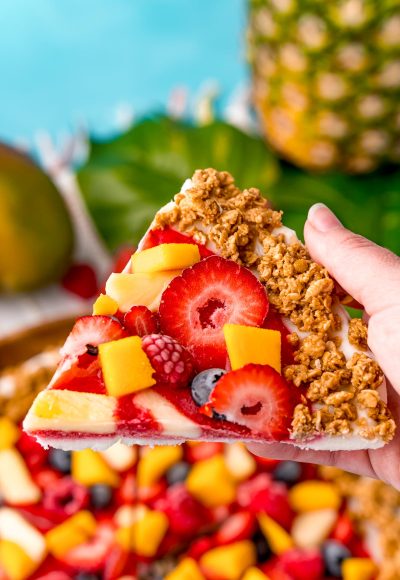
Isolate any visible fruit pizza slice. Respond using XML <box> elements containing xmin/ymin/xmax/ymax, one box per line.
<box><xmin>24</xmin><ymin>168</ymin><xmax>395</xmax><ymax>451</ymax></box>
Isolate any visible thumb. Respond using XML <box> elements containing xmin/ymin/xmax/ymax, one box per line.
<box><xmin>304</xmin><ymin>204</ymin><xmax>400</xmax><ymax>317</ymax></box>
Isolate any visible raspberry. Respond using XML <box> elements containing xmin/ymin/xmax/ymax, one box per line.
<box><xmin>141</xmin><ymin>334</ymin><xmax>195</xmax><ymax>388</ymax></box>
<box><xmin>42</xmin><ymin>476</ymin><xmax>89</xmax><ymax>516</ymax></box>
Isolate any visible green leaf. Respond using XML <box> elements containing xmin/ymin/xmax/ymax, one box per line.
<box><xmin>77</xmin><ymin>116</ymin><xmax>279</xmax><ymax>250</ymax></box>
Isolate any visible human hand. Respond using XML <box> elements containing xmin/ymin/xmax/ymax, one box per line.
<box><xmin>248</xmin><ymin>203</ymin><xmax>400</xmax><ymax>490</ymax></box>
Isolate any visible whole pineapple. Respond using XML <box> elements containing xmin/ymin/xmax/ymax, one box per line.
<box><xmin>248</xmin><ymin>0</ymin><xmax>400</xmax><ymax>173</ymax></box>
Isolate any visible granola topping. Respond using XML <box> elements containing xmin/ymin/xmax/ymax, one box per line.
<box><xmin>155</xmin><ymin>168</ymin><xmax>394</xmax><ymax>443</ymax></box>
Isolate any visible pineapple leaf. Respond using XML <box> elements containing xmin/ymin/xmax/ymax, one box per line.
<box><xmin>77</xmin><ymin>115</ymin><xmax>279</xmax><ymax>250</ymax></box>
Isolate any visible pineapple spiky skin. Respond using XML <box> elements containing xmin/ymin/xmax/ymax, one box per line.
<box><xmin>248</xmin><ymin>0</ymin><xmax>400</xmax><ymax>173</ymax></box>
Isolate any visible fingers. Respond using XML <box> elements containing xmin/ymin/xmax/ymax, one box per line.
<box><xmin>247</xmin><ymin>442</ymin><xmax>377</xmax><ymax>480</ymax></box>
<box><xmin>304</xmin><ymin>204</ymin><xmax>400</xmax><ymax>317</ymax></box>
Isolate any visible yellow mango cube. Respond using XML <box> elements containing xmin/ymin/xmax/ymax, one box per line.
<box><xmin>186</xmin><ymin>454</ymin><xmax>237</xmax><ymax>507</ymax></box>
<box><xmin>72</xmin><ymin>449</ymin><xmax>120</xmax><ymax>487</ymax></box>
<box><xmin>289</xmin><ymin>481</ymin><xmax>341</xmax><ymax>512</ymax></box>
<box><xmin>342</xmin><ymin>558</ymin><xmax>378</xmax><ymax>580</ymax></box>
<box><xmin>46</xmin><ymin>511</ymin><xmax>97</xmax><ymax>558</ymax></box>
<box><xmin>106</xmin><ymin>270</ymin><xmax>182</xmax><ymax>312</ymax></box>
<box><xmin>132</xmin><ymin>243</ymin><xmax>200</xmax><ymax>273</ymax></box>
<box><xmin>0</xmin><ymin>540</ymin><xmax>36</xmax><ymax>580</ymax></box>
<box><xmin>131</xmin><ymin>509</ymin><xmax>169</xmax><ymax>557</ymax></box>
<box><xmin>200</xmin><ymin>541</ymin><xmax>256</xmax><ymax>580</ymax></box>
<box><xmin>242</xmin><ymin>568</ymin><xmax>270</xmax><ymax>580</ymax></box>
<box><xmin>258</xmin><ymin>513</ymin><xmax>294</xmax><ymax>555</ymax></box>
<box><xmin>224</xmin><ymin>324</ymin><xmax>281</xmax><ymax>373</ymax></box>
<box><xmin>93</xmin><ymin>293</ymin><xmax>118</xmax><ymax>315</ymax></box>
<box><xmin>137</xmin><ymin>446</ymin><xmax>183</xmax><ymax>487</ymax></box>
<box><xmin>165</xmin><ymin>557</ymin><xmax>206</xmax><ymax>580</ymax></box>
<box><xmin>0</xmin><ymin>417</ymin><xmax>19</xmax><ymax>450</ymax></box>
<box><xmin>99</xmin><ymin>336</ymin><xmax>156</xmax><ymax>396</ymax></box>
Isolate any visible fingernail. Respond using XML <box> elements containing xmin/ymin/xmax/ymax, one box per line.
<box><xmin>308</xmin><ymin>203</ymin><xmax>342</xmax><ymax>233</ymax></box>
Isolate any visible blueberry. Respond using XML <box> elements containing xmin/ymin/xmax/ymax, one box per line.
<box><xmin>48</xmin><ymin>449</ymin><xmax>71</xmax><ymax>474</ymax></box>
<box><xmin>252</xmin><ymin>530</ymin><xmax>272</xmax><ymax>563</ymax></box>
<box><xmin>191</xmin><ymin>368</ymin><xmax>226</xmax><ymax>406</ymax></box>
<box><xmin>89</xmin><ymin>484</ymin><xmax>113</xmax><ymax>509</ymax></box>
<box><xmin>322</xmin><ymin>540</ymin><xmax>351</xmax><ymax>576</ymax></box>
<box><xmin>272</xmin><ymin>461</ymin><xmax>302</xmax><ymax>485</ymax></box>
<box><xmin>166</xmin><ymin>461</ymin><xmax>191</xmax><ymax>485</ymax></box>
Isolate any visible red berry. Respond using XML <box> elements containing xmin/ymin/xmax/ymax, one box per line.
<box><xmin>279</xmin><ymin>548</ymin><xmax>324</xmax><ymax>580</ymax></box>
<box><xmin>155</xmin><ymin>483</ymin><xmax>211</xmax><ymax>537</ymax></box>
<box><xmin>331</xmin><ymin>513</ymin><xmax>355</xmax><ymax>545</ymax></box>
<box><xmin>250</xmin><ymin>482</ymin><xmax>294</xmax><ymax>530</ymax></box>
<box><xmin>61</xmin><ymin>521</ymin><xmax>116</xmax><ymax>571</ymax></box>
<box><xmin>201</xmin><ymin>364</ymin><xmax>295</xmax><ymax>441</ymax></box>
<box><xmin>103</xmin><ymin>544</ymin><xmax>129</xmax><ymax>580</ymax></box>
<box><xmin>263</xmin><ymin>307</ymin><xmax>296</xmax><ymax>366</ymax></box>
<box><xmin>17</xmin><ymin>432</ymin><xmax>47</xmax><ymax>471</ymax></box>
<box><xmin>185</xmin><ymin>442</ymin><xmax>224</xmax><ymax>463</ymax></box>
<box><xmin>61</xmin><ymin>315</ymin><xmax>126</xmax><ymax>359</ymax></box>
<box><xmin>34</xmin><ymin>468</ymin><xmax>62</xmax><ymax>490</ymax></box>
<box><xmin>237</xmin><ymin>474</ymin><xmax>272</xmax><ymax>508</ymax></box>
<box><xmin>141</xmin><ymin>334</ymin><xmax>195</xmax><ymax>388</ymax></box>
<box><xmin>142</xmin><ymin>226</ymin><xmax>213</xmax><ymax>259</ymax></box>
<box><xmin>112</xmin><ymin>245</ymin><xmax>136</xmax><ymax>274</ymax></box>
<box><xmin>159</xmin><ymin>256</ymin><xmax>269</xmax><ymax>370</ymax></box>
<box><xmin>42</xmin><ymin>476</ymin><xmax>89</xmax><ymax>516</ymax></box>
<box><xmin>61</xmin><ymin>263</ymin><xmax>98</xmax><ymax>299</ymax></box>
<box><xmin>52</xmin><ymin>353</ymin><xmax>106</xmax><ymax>394</ymax></box>
<box><xmin>124</xmin><ymin>306</ymin><xmax>158</xmax><ymax>337</ymax></box>
<box><xmin>187</xmin><ymin>536</ymin><xmax>215</xmax><ymax>560</ymax></box>
<box><xmin>214</xmin><ymin>511</ymin><xmax>256</xmax><ymax>546</ymax></box>
<box><xmin>138</xmin><ymin>480</ymin><xmax>167</xmax><ymax>507</ymax></box>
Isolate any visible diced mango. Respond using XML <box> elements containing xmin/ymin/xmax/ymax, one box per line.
<box><xmin>224</xmin><ymin>324</ymin><xmax>281</xmax><ymax>373</ymax></box>
<box><xmin>224</xmin><ymin>443</ymin><xmax>257</xmax><ymax>481</ymax></box>
<box><xmin>132</xmin><ymin>243</ymin><xmax>200</xmax><ymax>273</ymax></box>
<box><xmin>130</xmin><ymin>509</ymin><xmax>169</xmax><ymax>557</ymax></box>
<box><xmin>106</xmin><ymin>270</ymin><xmax>182</xmax><ymax>312</ymax></box>
<box><xmin>289</xmin><ymin>481</ymin><xmax>341</xmax><ymax>512</ymax></box>
<box><xmin>72</xmin><ymin>449</ymin><xmax>120</xmax><ymax>487</ymax></box>
<box><xmin>165</xmin><ymin>557</ymin><xmax>206</xmax><ymax>580</ymax></box>
<box><xmin>258</xmin><ymin>514</ymin><xmax>294</xmax><ymax>555</ymax></box>
<box><xmin>200</xmin><ymin>541</ymin><xmax>256</xmax><ymax>580</ymax></box>
<box><xmin>242</xmin><ymin>568</ymin><xmax>270</xmax><ymax>580</ymax></box>
<box><xmin>186</xmin><ymin>454</ymin><xmax>237</xmax><ymax>507</ymax></box>
<box><xmin>0</xmin><ymin>417</ymin><xmax>19</xmax><ymax>450</ymax></box>
<box><xmin>99</xmin><ymin>336</ymin><xmax>156</xmax><ymax>397</ymax></box>
<box><xmin>46</xmin><ymin>511</ymin><xmax>97</xmax><ymax>558</ymax></box>
<box><xmin>0</xmin><ymin>540</ymin><xmax>36</xmax><ymax>580</ymax></box>
<box><xmin>137</xmin><ymin>446</ymin><xmax>183</xmax><ymax>487</ymax></box>
<box><xmin>93</xmin><ymin>293</ymin><xmax>118</xmax><ymax>316</ymax></box>
<box><xmin>342</xmin><ymin>558</ymin><xmax>378</xmax><ymax>580</ymax></box>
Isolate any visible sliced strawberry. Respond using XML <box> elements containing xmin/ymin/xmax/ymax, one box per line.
<box><xmin>159</xmin><ymin>256</ymin><xmax>269</xmax><ymax>370</ymax></box>
<box><xmin>263</xmin><ymin>307</ymin><xmax>296</xmax><ymax>366</ymax></box>
<box><xmin>214</xmin><ymin>511</ymin><xmax>256</xmax><ymax>546</ymax></box>
<box><xmin>249</xmin><ymin>481</ymin><xmax>294</xmax><ymax>530</ymax></box>
<box><xmin>187</xmin><ymin>536</ymin><xmax>215</xmax><ymax>560</ymax></box>
<box><xmin>61</xmin><ymin>263</ymin><xmax>98</xmax><ymax>299</ymax></box>
<box><xmin>143</xmin><ymin>226</ymin><xmax>213</xmax><ymax>259</ymax></box>
<box><xmin>52</xmin><ymin>353</ymin><xmax>106</xmax><ymax>394</ymax></box>
<box><xmin>237</xmin><ymin>474</ymin><xmax>272</xmax><ymax>509</ymax></box>
<box><xmin>201</xmin><ymin>364</ymin><xmax>295</xmax><ymax>441</ymax></box>
<box><xmin>17</xmin><ymin>432</ymin><xmax>47</xmax><ymax>471</ymax></box>
<box><xmin>278</xmin><ymin>548</ymin><xmax>324</xmax><ymax>580</ymax></box>
<box><xmin>104</xmin><ymin>544</ymin><xmax>129</xmax><ymax>580</ymax></box>
<box><xmin>60</xmin><ymin>315</ymin><xmax>126</xmax><ymax>359</ymax></box>
<box><xmin>331</xmin><ymin>512</ymin><xmax>355</xmax><ymax>545</ymax></box>
<box><xmin>124</xmin><ymin>306</ymin><xmax>159</xmax><ymax>337</ymax></box>
<box><xmin>61</xmin><ymin>521</ymin><xmax>116</xmax><ymax>571</ymax></box>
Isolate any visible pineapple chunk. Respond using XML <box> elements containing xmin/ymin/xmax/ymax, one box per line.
<box><xmin>99</xmin><ymin>336</ymin><xmax>156</xmax><ymax>397</ymax></box>
<box><xmin>106</xmin><ymin>270</ymin><xmax>182</xmax><ymax>312</ymax></box>
<box><xmin>72</xmin><ymin>449</ymin><xmax>120</xmax><ymax>487</ymax></box>
<box><xmin>200</xmin><ymin>541</ymin><xmax>256</xmax><ymax>580</ymax></box>
<box><xmin>132</xmin><ymin>243</ymin><xmax>200</xmax><ymax>273</ymax></box>
<box><xmin>0</xmin><ymin>540</ymin><xmax>36</xmax><ymax>580</ymax></box>
<box><xmin>186</xmin><ymin>455</ymin><xmax>237</xmax><ymax>507</ymax></box>
<box><xmin>0</xmin><ymin>449</ymin><xmax>41</xmax><ymax>505</ymax></box>
<box><xmin>224</xmin><ymin>324</ymin><xmax>281</xmax><ymax>373</ymax></box>
<box><xmin>93</xmin><ymin>293</ymin><xmax>118</xmax><ymax>315</ymax></box>
<box><xmin>46</xmin><ymin>511</ymin><xmax>97</xmax><ymax>558</ymax></box>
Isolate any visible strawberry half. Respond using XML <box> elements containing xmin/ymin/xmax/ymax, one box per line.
<box><xmin>61</xmin><ymin>315</ymin><xmax>126</xmax><ymax>359</ymax></box>
<box><xmin>124</xmin><ymin>306</ymin><xmax>159</xmax><ymax>337</ymax></box>
<box><xmin>201</xmin><ymin>364</ymin><xmax>295</xmax><ymax>441</ymax></box>
<box><xmin>159</xmin><ymin>256</ymin><xmax>269</xmax><ymax>370</ymax></box>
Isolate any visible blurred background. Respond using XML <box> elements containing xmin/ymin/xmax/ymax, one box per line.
<box><xmin>1</xmin><ymin>1</ymin><xmax>400</xmax><ymax>578</ymax></box>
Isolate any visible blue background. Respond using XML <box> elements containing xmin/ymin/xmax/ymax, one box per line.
<box><xmin>0</xmin><ymin>0</ymin><xmax>246</xmax><ymax>143</ymax></box>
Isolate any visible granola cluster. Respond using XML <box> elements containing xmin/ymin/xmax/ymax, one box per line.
<box><xmin>156</xmin><ymin>168</ymin><xmax>394</xmax><ymax>442</ymax></box>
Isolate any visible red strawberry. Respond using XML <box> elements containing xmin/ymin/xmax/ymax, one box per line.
<box><xmin>61</xmin><ymin>263</ymin><xmax>98</xmax><ymax>299</ymax></box>
<box><xmin>124</xmin><ymin>306</ymin><xmax>159</xmax><ymax>336</ymax></box>
<box><xmin>52</xmin><ymin>353</ymin><xmax>105</xmax><ymax>394</ymax></box>
<box><xmin>112</xmin><ymin>245</ymin><xmax>135</xmax><ymax>274</ymax></box>
<box><xmin>185</xmin><ymin>442</ymin><xmax>224</xmax><ymax>463</ymax></box>
<box><xmin>263</xmin><ymin>308</ymin><xmax>296</xmax><ymax>366</ymax></box>
<box><xmin>154</xmin><ymin>483</ymin><xmax>211</xmax><ymax>537</ymax></box>
<box><xmin>138</xmin><ymin>480</ymin><xmax>167</xmax><ymax>507</ymax></box>
<box><xmin>143</xmin><ymin>226</ymin><xmax>213</xmax><ymax>259</ymax></box>
<box><xmin>61</xmin><ymin>521</ymin><xmax>116</xmax><ymax>571</ymax></box>
<box><xmin>17</xmin><ymin>432</ymin><xmax>47</xmax><ymax>471</ymax></box>
<box><xmin>214</xmin><ymin>511</ymin><xmax>256</xmax><ymax>546</ymax></box>
<box><xmin>237</xmin><ymin>474</ymin><xmax>272</xmax><ymax>508</ymax></box>
<box><xmin>103</xmin><ymin>544</ymin><xmax>129</xmax><ymax>580</ymax></box>
<box><xmin>141</xmin><ymin>334</ymin><xmax>195</xmax><ymax>388</ymax></box>
<box><xmin>61</xmin><ymin>315</ymin><xmax>126</xmax><ymax>359</ymax></box>
<box><xmin>278</xmin><ymin>548</ymin><xmax>324</xmax><ymax>580</ymax></box>
<box><xmin>34</xmin><ymin>468</ymin><xmax>62</xmax><ymax>490</ymax></box>
<box><xmin>331</xmin><ymin>513</ymin><xmax>355</xmax><ymax>545</ymax></box>
<box><xmin>17</xmin><ymin>505</ymin><xmax>64</xmax><ymax>533</ymax></box>
<box><xmin>159</xmin><ymin>256</ymin><xmax>269</xmax><ymax>370</ymax></box>
<box><xmin>187</xmin><ymin>536</ymin><xmax>215</xmax><ymax>560</ymax></box>
<box><xmin>201</xmin><ymin>364</ymin><xmax>295</xmax><ymax>441</ymax></box>
<box><xmin>249</xmin><ymin>482</ymin><xmax>294</xmax><ymax>530</ymax></box>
